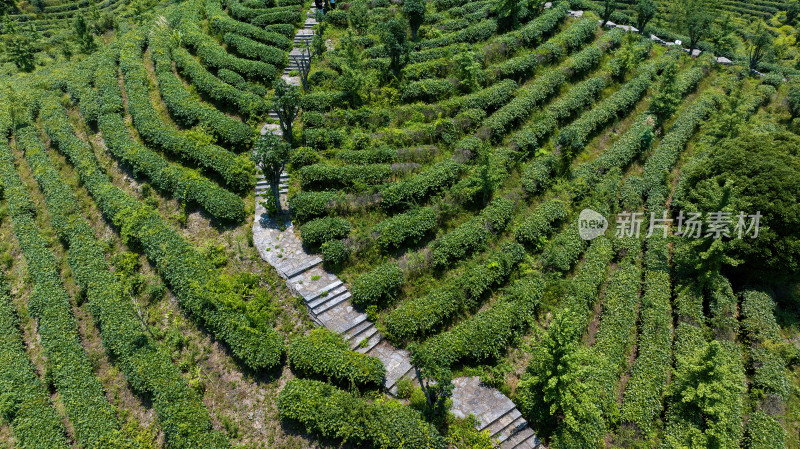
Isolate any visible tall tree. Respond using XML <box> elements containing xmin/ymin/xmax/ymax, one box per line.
<box><xmin>746</xmin><ymin>20</ymin><xmax>773</xmax><ymax>72</ymax></box>
<box><xmin>787</xmin><ymin>0</ymin><xmax>800</xmax><ymax>24</ymax></box>
<box><xmin>382</xmin><ymin>17</ymin><xmax>409</xmax><ymax>74</ymax></box>
<box><xmin>5</xmin><ymin>31</ymin><xmax>35</xmax><ymax>72</ymax></box>
<box><xmin>73</xmin><ymin>14</ymin><xmax>96</xmax><ymax>53</ymax></box>
<box><xmin>271</xmin><ymin>79</ymin><xmax>300</xmax><ymax>145</ymax></box>
<box><xmin>601</xmin><ymin>0</ymin><xmax>617</xmax><ymax>26</ymax></box>
<box><xmin>665</xmin><ymin>341</ymin><xmax>745</xmax><ymax>448</ymax></box>
<box><xmin>403</xmin><ymin>0</ymin><xmax>425</xmax><ymax>41</ymax></box>
<box><xmin>252</xmin><ymin>132</ymin><xmax>292</xmax><ymax>214</ymax></box>
<box><xmin>675</xmin><ymin>0</ymin><xmax>718</xmax><ymax>53</ymax></box>
<box><xmin>515</xmin><ymin>311</ymin><xmax>605</xmax><ymax>448</ymax></box>
<box><xmin>634</xmin><ymin>0</ymin><xmax>657</xmax><ymax>33</ymax></box>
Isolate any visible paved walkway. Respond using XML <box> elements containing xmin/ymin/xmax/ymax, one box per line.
<box><xmin>253</xmin><ymin>6</ymin><xmax>543</xmax><ymax>448</ymax></box>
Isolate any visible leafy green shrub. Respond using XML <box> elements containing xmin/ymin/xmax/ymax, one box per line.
<box><xmin>321</xmin><ymin>240</ymin><xmax>350</xmax><ymax>267</ymax></box>
<box><xmin>351</xmin><ymin>262</ymin><xmax>404</xmax><ymax>308</ymax></box>
<box><xmin>384</xmin><ymin>242</ymin><xmax>525</xmax><ymax>341</ymax></box>
<box><xmin>381</xmin><ymin>159</ymin><xmax>463</xmax><ymax>210</ymax></box>
<box><xmin>0</xmin><ymin>122</ymin><xmax>129</xmax><ymax>448</ymax></box>
<box><xmin>278</xmin><ymin>379</ymin><xmax>446</xmax><ymax>449</ymax></box>
<box><xmin>300</xmin><ymin>217</ymin><xmax>352</xmax><ymax>247</ymax></box>
<box><xmin>412</xmin><ymin>276</ymin><xmax>544</xmax><ymax>370</ymax></box>
<box><xmin>401</xmin><ymin>79</ymin><xmax>455</xmax><ymax>103</ymax></box>
<box><xmin>373</xmin><ymin>207</ymin><xmax>438</xmax><ymax>251</ymax></box>
<box><xmin>39</xmin><ymin>97</ymin><xmax>284</xmax><ymax>372</ymax></box>
<box><xmin>299</xmin><ymin>163</ymin><xmax>392</xmax><ymax>190</ymax></box>
<box><xmin>149</xmin><ymin>30</ymin><xmax>253</xmax><ymax>149</ymax></box>
<box><xmin>288</xmin><ymin>329</ymin><xmax>384</xmax><ymax>387</ymax></box>
<box><xmin>515</xmin><ymin>199</ymin><xmax>568</xmax><ymax>249</ymax></box>
<box><xmin>0</xmin><ymin>270</ymin><xmax>68</xmax><ymax>448</ymax></box>
<box><xmin>744</xmin><ymin>410</ymin><xmax>785</xmax><ymax>449</ymax></box>
<box><xmin>119</xmin><ymin>33</ymin><xmax>256</xmax><ymax>192</ymax></box>
<box><xmin>223</xmin><ymin>32</ymin><xmax>287</xmax><ymax>67</ymax></box>
<box><xmin>337</xmin><ymin>147</ymin><xmax>397</xmax><ymax>165</ymax></box>
<box><xmin>325</xmin><ymin>10</ymin><xmax>349</xmax><ymax>27</ymax></box>
<box><xmin>13</xmin><ymin>123</ymin><xmax>230</xmax><ymax>448</ymax></box>
<box><xmin>206</xmin><ymin>0</ymin><xmax>292</xmax><ymax>49</ymax></box>
<box><xmin>288</xmin><ymin>191</ymin><xmax>337</xmax><ymax>222</ymax></box>
<box><xmin>431</xmin><ymin>198</ymin><xmax>513</xmax><ymax>267</ymax></box>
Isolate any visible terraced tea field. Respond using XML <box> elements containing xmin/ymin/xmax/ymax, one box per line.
<box><xmin>0</xmin><ymin>0</ymin><xmax>799</xmax><ymax>448</ymax></box>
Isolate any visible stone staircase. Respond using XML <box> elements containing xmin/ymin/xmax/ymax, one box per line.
<box><xmin>252</xmin><ymin>5</ymin><xmax>543</xmax><ymax>448</ymax></box>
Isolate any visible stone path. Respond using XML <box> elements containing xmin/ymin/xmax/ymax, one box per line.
<box><xmin>252</xmin><ymin>6</ymin><xmax>544</xmax><ymax>448</ymax></box>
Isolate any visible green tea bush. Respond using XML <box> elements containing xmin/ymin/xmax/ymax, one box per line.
<box><xmin>288</xmin><ymin>328</ymin><xmax>385</xmax><ymax>387</ymax></box>
<box><xmin>39</xmin><ymin>97</ymin><xmax>285</xmax><ymax>372</ymax></box>
<box><xmin>0</xmin><ymin>267</ymin><xmax>68</xmax><ymax>448</ymax></box>
<box><xmin>288</xmin><ymin>191</ymin><xmax>338</xmax><ymax>222</ymax></box>
<box><xmin>351</xmin><ymin>262</ymin><xmax>404</xmax><ymax>308</ymax></box>
<box><xmin>299</xmin><ymin>163</ymin><xmax>392</xmax><ymax>190</ymax></box>
<box><xmin>300</xmin><ymin>217</ymin><xmax>352</xmax><ymax>247</ymax></box>
<box><xmin>373</xmin><ymin>207</ymin><xmax>438</xmax><ymax>251</ymax></box>
<box><xmin>223</xmin><ymin>33</ymin><xmax>287</xmax><ymax>66</ymax></box>
<box><xmin>14</xmin><ymin>125</ymin><xmax>231</xmax><ymax>448</ymax></box>
<box><xmin>278</xmin><ymin>379</ymin><xmax>446</xmax><ymax>449</ymax></box>
<box><xmin>119</xmin><ymin>33</ymin><xmax>256</xmax><ymax>192</ymax></box>
<box><xmin>431</xmin><ymin>197</ymin><xmax>513</xmax><ymax>267</ymax></box>
<box><xmin>385</xmin><ymin>242</ymin><xmax>525</xmax><ymax>341</ymax></box>
<box><xmin>381</xmin><ymin>159</ymin><xmax>463</xmax><ymax>210</ymax></box>
<box><xmin>515</xmin><ymin>199</ymin><xmax>569</xmax><ymax>249</ymax></box>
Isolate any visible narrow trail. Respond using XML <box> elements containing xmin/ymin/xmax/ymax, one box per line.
<box><xmin>251</xmin><ymin>7</ymin><xmax>543</xmax><ymax>448</ymax></box>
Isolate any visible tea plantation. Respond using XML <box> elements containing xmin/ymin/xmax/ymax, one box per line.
<box><xmin>1</xmin><ymin>0</ymin><xmax>800</xmax><ymax>447</ymax></box>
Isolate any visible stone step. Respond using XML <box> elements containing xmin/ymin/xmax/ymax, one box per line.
<box><xmin>339</xmin><ymin>313</ymin><xmax>368</xmax><ymax>334</ymax></box>
<box><xmin>304</xmin><ymin>280</ymin><xmax>343</xmax><ymax>302</ymax></box>
<box><xmin>478</xmin><ymin>406</ymin><xmax>520</xmax><ymax>435</ymax></box>
<box><xmin>491</xmin><ymin>413</ymin><xmax>526</xmax><ymax>445</ymax></box>
<box><xmin>313</xmin><ymin>290</ymin><xmax>352</xmax><ymax>315</ymax></box>
<box><xmin>282</xmin><ymin>257</ymin><xmax>323</xmax><ymax>279</ymax></box>
<box><xmin>387</xmin><ymin>364</ymin><xmax>415</xmax><ymax>394</ymax></box>
<box><xmin>347</xmin><ymin>321</ymin><xmax>377</xmax><ymax>342</ymax></box>
<box><xmin>502</xmin><ymin>425</ymin><xmax>539</xmax><ymax>449</ymax></box>
<box><xmin>354</xmin><ymin>330</ymin><xmax>382</xmax><ymax>354</ymax></box>
<box><xmin>307</xmin><ymin>284</ymin><xmax>347</xmax><ymax>309</ymax></box>
<box><xmin>343</xmin><ymin>319</ymin><xmax>372</xmax><ymax>342</ymax></box>
<box><xmin>484</xmin><ymin>407</ymin><xmax>521</xmax><ymax>434</ymax></box>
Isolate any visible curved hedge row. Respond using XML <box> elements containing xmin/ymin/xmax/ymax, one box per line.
<box><xmin>288</xmin><ymin>328</ymin><xmax>385</xmax><ymax>387</ymax></box>
<box><xmin>119</xmin><ymin>33</ymin><xmax>256</xmax><ymax>192</ymax></box>
<box><xmin>0</xmin><ymin>259</ymin><xmax>68</xmax><ymax>448</ymax></box>
<box><xmin>15</xmin><ymin>125</ymin><xmax>231</xmax><ymax>448</ymax></box>
<box><xmin>417</xmin><ymin>19</ymin><xmax>497</xmax><ymax>50</ymax></box>
<box><xmin>288</xmin><ymin>190</ymin><xmax>338</xmax><ymax>222</ymax></box>
<box><xmin>412</xmin><ymin>276</ymin><xmax>545</xmax><ymax>371</ymax></box>
<box><xmin>39</xmin><ymin>96</ymin><xmax>285</xmax><ymax>371</ymax></box>
<box><xmin>619</xmin><ymin>237</ymin><xmax>672</xmax><ymax>435</ymax></box>
<box><xmin>351</xmin><ymin>262</ymin><xmax>404</xmax><ymax>308</ymax></box>
<box><xmin>515</xmin><ymin>198</ymin><xmax>569</xmax><ymax>249</ymax></box>
<box><xmin>495</xmin><ymin>2</ymin><xmax>569</xmax><ymax>49</ymax></box>
<box><xmin>372</xmin><ymin>207</ymin><xmax>438</xmax><ymax>252</ymax></box>
<box><xmin>586</xmin><ymin>252</ymin><xmax>642</xmax><ymax>418</ymax></box>
<box><xmin>555</xmin><ymin>56</ymin><xmax>667</xmax><ymax>155</ymax></box>
<box><xmin>381</xmin><ymin>159</ymin><xmax>463</xmax><ymax>210</ymax></box>
<box><xmin>431</xmin><ymin>197</ymin><xmax>513</xmax><ymax>267</ymax></box>
<box><xmin>148</xmin><ymin>30</ymin><xmax>253</xmax><ymax>150</ymax></box>
<box><xmin>0</xmin><ymin>125</ymin><xmax>126</xmax><ymax>449</ymax></box>
<box><xmin>223</xmin><ymin>32</ymin><xmax>287</xmax><ymax>67</ymax></box>
<box><xmin>490</xmin><ymin>15</ymin><xmax>599</xmax><ymax>81</ymax></box>
<box><xmin>172</xmin><ymin>46</ymin><xmax>270</xmax><ymax>118</ymax></box>
<box><xmin>299</xmin><ymin>163</ymin><xmax>393</xmax><ymax>190</ymax></box>
<box><xmin>206</xmin><ymin>0</ymin><xmax>292</xmax><ymax>49</ymax></box>
<box><xmin>278</xmin><ymin>379</ymin><xmax>446</xmax><ymax>449</ymax></box>
<box><xmin>384</xmin><ymin>242</ymin><xmax>525</xmax><ymax>341</ymax></box>
<box><xmin>98</xmin><ymin>113</ymin><xmax>246</xmax><ymax>221</ymax></box>
<box><xmin>299</xmin><ymin>217</ymin><xmax>352</xmax><ymax>247</ymax></box>
<box><xmin>179</xmin><ymin>4</ymin><xmax>278</xmax><ymax>81</ymax></box>
<box><xmin>442</xmin><ymin>79</ymin><xmax>517</xmax><ymax>116</ymax></box>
